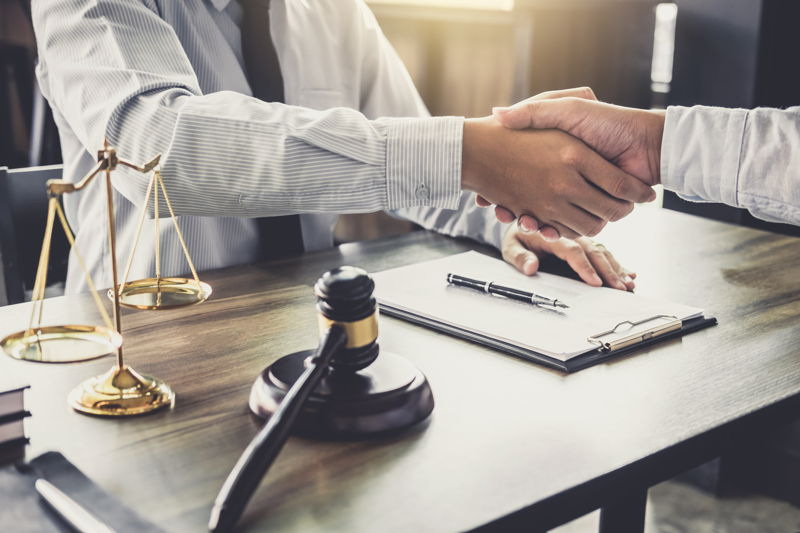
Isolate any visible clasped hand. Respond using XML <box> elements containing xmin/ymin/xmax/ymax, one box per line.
<box><xmin>460</xmin><ymin>87</ymin><xmax>666</xmax><ymax>290</ymax></box>
<box><xmin>469</xmin><ymin>87</ymin><xmax>665</xmax><ymax>240</ymax></box>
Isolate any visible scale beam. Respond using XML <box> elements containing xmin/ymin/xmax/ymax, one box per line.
<box><xmin>0</xmin><ymin>140</ymin><xmax>207</xmax><ymax>417</ymax></box>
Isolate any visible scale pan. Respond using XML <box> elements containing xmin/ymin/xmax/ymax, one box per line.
<box><xmin>112</xmin><ymin>277</ymin><xmax>212</xmax><ymax>310</ymax></box>
<box><xmin>1</xmin><ymin>325</ymin><xmax>122</xmax><ymax>363</ymax></box>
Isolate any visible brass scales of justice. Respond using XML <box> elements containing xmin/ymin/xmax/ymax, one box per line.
<box><xmin>0</xmin><ymin>141</ymin><xmax>211</xmax><ymax>416</ymax></box>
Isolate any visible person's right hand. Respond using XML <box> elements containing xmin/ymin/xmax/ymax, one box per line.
<box><xmin>479</xmin><ymin>88</ymin><xmax>666</xmax><ymax>237</ymax></box>
<box><xmin>461</xmin><ymin>116</ymin><xmax>656</xmax><ymax>239</ymax></box>
<box><xmin>493</xmin><ymin>91</ymin><xmax>665</xmax><ymax>186</ymax></box>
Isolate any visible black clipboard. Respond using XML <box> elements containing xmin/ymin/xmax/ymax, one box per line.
<box><xmin>379</xmin><ymin>304</ymin><xmax>717</xmax><ymax>373</ymax></box>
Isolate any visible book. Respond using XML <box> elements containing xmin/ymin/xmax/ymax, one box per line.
<box><xmin>0</xmin><ymin>385</ymin><xmax>27</xmax><ymax>419</ymax></box>
<box><xmin>0</xmin><ymin>415</ymin><xmax>27</xmax><ymax>447</ymax></box>
<box><xmin>372</xmin><ymin>251</ymin><xmax>716</xmax><ymax>372</ymax></box>
<box><xmin>0</xmin><ymin>385</ymin><xmax>29</xmax><ymax>449</ymax></box>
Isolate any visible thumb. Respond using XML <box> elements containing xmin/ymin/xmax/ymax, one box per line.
<box><xmin>504</xmin><ymin>233</ymin><xmax>541</xmax><ymax>276</ymax></box>
<box><xmin>492</xmin><ymin>86</ymin><xmax>597</xmax><ymax>129</ymax></box>
<box><xmin>493</xmin><ymin>97</ymin><xmax>594</xmax><ymax>132</ymax></box>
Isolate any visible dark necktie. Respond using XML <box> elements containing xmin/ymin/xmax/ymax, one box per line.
<box><xmin>239</xmin><ymin>0</ymin><xmax>304</xmax><ymax>259</ymax></box>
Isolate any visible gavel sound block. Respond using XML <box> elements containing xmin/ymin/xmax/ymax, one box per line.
<box><xmin>210</xmin><ymin>267</ymin><xmax>434</xmax><ymax>531</ymax></box>
<box><xmin>249</xmin><ymin>266</ymin><xmax>434</xmax><ymax>438</ymax></box>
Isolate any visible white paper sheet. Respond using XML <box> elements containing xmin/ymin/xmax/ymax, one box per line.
<box><xmin>372</xmin><ymin>251</ymin><xmax>703</xmax><ymax>362</ymax></box>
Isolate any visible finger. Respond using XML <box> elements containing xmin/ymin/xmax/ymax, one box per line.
<box><xmin>543</xmin><ymin>204</ymin><xmax>606</xmax><ymax>239</ymax></box>
<box><xmin>585</xmin><ymin>245</ymin><xmax>627</xmax><ymax>291</ymax></box>
<box><xmin>571</xmin><ymin>184</ymin><xmax>634</xmax><ymax>224</ymax></box>
<box><xmin>623</xmin><ymin>273</ymin><xmax>636</xmax><ymax>291</ymax></box>
<box><xmin>551</xmin><ymin>241</ymin><xmax>602</xmax><ymax>286</ymax></box>
<box><xmin>475</xmin><ymin>195</ymin><xmax>492</xmax><ymax>207</ymax></box>
<box><xmin>529</xmin><ymin>87</ymin><xmax>598</xmax><ymax>102</ymax></box>
<box><xmin>503</xmin><ymin>233</ymin><xmax>541</xmax><ymax>276</ymax></box>
<box><xmin>576</xmin><ymin>148</ymin><xmax>656</xmax><ymax>204</ymax></box>
<box><xmin>495</xmin><ymin>205</ymin><xmax>516</xmax><ymax>224</ymax></box>
<box><xmin>602</xmin><ymin>248</ymin><xmax>636</xmax><ymax>291</ymax></box>
<box><xmin>517</xmin><ymin>214</ymin><xmax>539</xmax><ymax>233</ymax></box>
<box><xmin>493</xmin><ymin>96</ymin><xmax>596</xmax><ymax>131</ymax></box>
<box><xmin>538</xmin><ymin>226</ymin><xmax>561</xmax><ymax>241</ymax></box>
<box><xmin>542</xmin><ymin>219</ymin><xmax>582</xmax><ymax>240</ymax></box>
<box><xmin>492</xmin><ymin>87</ymin><xmax>598</xmax><ymax>127</ymax></box>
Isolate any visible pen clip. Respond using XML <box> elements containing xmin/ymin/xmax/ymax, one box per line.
<box><xmin>587</xmin><ymin>314</ymin><xmax>681</xmax><ymax>352</ymax></box>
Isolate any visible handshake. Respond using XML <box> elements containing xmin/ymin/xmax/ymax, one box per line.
<box><xmin>462</xmin><ymin>87</ymin><xmax>666</xmax><ymax>241</ymax></box>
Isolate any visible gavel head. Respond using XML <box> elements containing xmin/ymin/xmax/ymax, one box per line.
<box><xmin>314</xmin><ymin>267</ymin><xmax>379</xmax><ymax>372</ymax></box>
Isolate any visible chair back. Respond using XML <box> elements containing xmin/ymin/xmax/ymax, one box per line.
<box><xmin>0</xmin><ymin>164</ymin><xmax>68</xmax><ymax>305</ymax></box>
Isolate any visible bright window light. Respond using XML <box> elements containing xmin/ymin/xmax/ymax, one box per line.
<box><xmin>651</xmin><ymin>3</ymin><xmax>678</xmax><ymax>90</ymax></box>
<box><xmin>367</xmin><ymin>0</ymin><xmax>514</xmax><ymax>11</ymax></box>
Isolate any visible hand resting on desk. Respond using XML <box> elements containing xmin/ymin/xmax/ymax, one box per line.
<box><xmin>502</xmin><ymin>224</ymin><xmax>636</xmax><ymax>292</ymax></box>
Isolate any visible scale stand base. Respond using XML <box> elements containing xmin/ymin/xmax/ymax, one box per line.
<box><xmin>249</xmin><ymin>349</ymin><xmax>434</xmax><ymax>439</ymax></box>
<box><xmin>68</xmin><ymin>365</ymin><xmax>175</xmax><ymax>416</ymax></box>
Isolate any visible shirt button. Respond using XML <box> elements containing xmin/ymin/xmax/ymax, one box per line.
<box><xmin>415</xmin><ymin>183</ymin><xmax>430</xmax><ymax>201</ymax></box>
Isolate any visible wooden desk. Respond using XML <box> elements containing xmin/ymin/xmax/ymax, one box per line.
<box><xmin>2</xmin><ymin>208</ymin><xmax>799</xmax><ymax>532</ymax></box>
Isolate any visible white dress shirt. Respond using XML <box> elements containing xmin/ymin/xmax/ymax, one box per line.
<box><xmin>662</xmin><ymin>105</ymin><xmax>800</xmax><ymax>226</ymax></box>
<box><xmin>32</xmin><ymin>0</ymin><xmax>505</xmax><ymax>293</ymax></box>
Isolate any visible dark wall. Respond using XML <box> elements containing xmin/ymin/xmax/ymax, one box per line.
<box><xmin>753</xmin><ymin>1</ymin><xmax>800</xmax><ymax>108</ymax></box>
<box><xmin>0</xmin><ymin>1</ymin><xmax>36</xmax><ymax>169</ymax></box>
<box><xmin>670</xmin><ymin>0</ymin><xmax>762</xmax><ymax>108</ymax></box>
<box><xmin>0</xmin><ymin>1</ymin><xmax>61</xmax><ymax>169</ymax></box>
<box><xmin>525</xmin><ymin>1</ymin><xmax>656</xmax><ymax>109</ymax></box>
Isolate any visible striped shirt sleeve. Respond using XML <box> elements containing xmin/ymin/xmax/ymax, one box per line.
<box><xmin>32</xmin><ymin>0</ymin><xmax>463</xmax><ymax>218</ymax></box>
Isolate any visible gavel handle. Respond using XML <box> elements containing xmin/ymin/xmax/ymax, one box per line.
<box><xmin>209</xmin><ymin>326</ymin><xmax>347</xmax><ymax>532</ymax></box>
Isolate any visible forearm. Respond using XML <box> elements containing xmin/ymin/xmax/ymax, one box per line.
<box><xmin>661</xmin><ymin>105</ymin><xmax>800</xmax><ymax>225</ymax></box>
<box><xmin>113</xmin><ymin>91</ymin><xmax>463</xmax><ymax>217</ymax></box>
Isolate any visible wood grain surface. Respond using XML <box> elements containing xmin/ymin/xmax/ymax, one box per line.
<box><xmin>1</xmin><ymin>207</ymin><xmax>799</xmax><ymax>532</ymax></box>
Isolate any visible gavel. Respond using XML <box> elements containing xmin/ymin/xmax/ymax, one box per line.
<box><xmin>209</xmin><ymin>267</ymin><xmax>434</xmax><ymax>532</ymax></box>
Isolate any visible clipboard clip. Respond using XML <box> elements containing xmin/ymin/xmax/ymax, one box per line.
<box><xmin>587</xmin><ymin>314</ymin><xmax>682</xmax><ymax>353</ymax></box>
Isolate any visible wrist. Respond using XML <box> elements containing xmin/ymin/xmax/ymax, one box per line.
<box><xmin>461</xmin><ymin>117</ymin><xmax>493</xmax><ymax>193</ymax></box>
<box><xmin>380</xmin><ymin>116</ymin><xmax>463</xmax><ymax>209</ymax></box>
<box><xmin>647</xmin><ymin>109</ymin><xmax>666</xmax><ymax>185</ymax></box>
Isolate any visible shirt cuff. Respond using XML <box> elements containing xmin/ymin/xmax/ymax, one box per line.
<box><xmin>382</xmin><ymin>116</ymin><xmax>463</xmax><ymax>210</ymax></box>
<box><xmin>661</xmin><ymin>105</ymin><xmax>748</xmax><ymax>206</ymax></box>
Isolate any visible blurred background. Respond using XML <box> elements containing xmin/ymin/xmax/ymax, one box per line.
<box><xmin>5</xmin><ymin>0</ymin><xmax>799</xmax><ymax>240</ymax></box>
<box><xmin>2</xmin><ymin>1</ymin><xmax>800</xmax><ymax>531</ymax></box>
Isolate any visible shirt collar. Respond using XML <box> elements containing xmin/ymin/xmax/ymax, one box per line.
<box><xmin>210</xmin><ymin>0</ymin><xmax>232</xmax><ymax>11</ymax></box>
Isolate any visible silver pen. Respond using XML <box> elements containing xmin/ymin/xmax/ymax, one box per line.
<box><xmin>35</xmin><ymin>478</ymin><xmax>117</xmax><ymax>533</ymax></box>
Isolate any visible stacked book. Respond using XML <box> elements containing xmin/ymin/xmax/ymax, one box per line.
<box><xmin>0</xmin><ymin>385</ymin><xmax>30</xmax><ymax>457</ymax></box>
